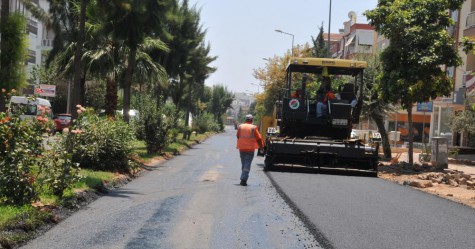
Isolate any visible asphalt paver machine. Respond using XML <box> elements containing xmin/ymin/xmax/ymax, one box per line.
<box><xmin>263</xmin><ymin>57</ymin><xmax>379</xmax><ymax>174</ymax></box>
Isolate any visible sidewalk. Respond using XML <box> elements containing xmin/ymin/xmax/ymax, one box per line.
<box><xmin>390</xmin><ymin>151</ymin><xmax>475</xmax><ymax>175</ymax></box>
<box><xmin>449</xmin><ymin>154</ymin><xmax>475</xmax><ymax>175</ymax></box>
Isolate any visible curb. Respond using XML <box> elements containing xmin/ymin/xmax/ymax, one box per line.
<box><xmin>449</xmin><ymin>158</ymin><xmax>475</xmax><ymax>166</ymax></box>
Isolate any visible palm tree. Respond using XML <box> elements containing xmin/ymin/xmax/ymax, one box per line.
<box><xmin>183</xmin><ymin>42</ymin><xmax>216</xmax><ymax>138</ymax></box>
<box><xmin>70</xmin><ymin>0</ymin><xmax>88</xmax><ymax>117</ymax></box>
<box><xmin>96</xmin><ymin>0</ymin><xmax>174</xmax><ymax>122</ymax></box>
<box><xmin>83</xmin><ymin>2</ymin><xmax>169</xmax><ymax>117</ymax></box>
<box><xmin>21</xmin><ymin>0</ymin><xmax>92</xmax><ymax>114</ymax></box>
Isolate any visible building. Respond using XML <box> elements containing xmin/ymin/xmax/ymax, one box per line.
<box><xmin>439</xmin><ymin>0</ymin><xmax>475</xmax><ymax>148</ymax></box>
<box><xmin>323</xmin><ymin>33</ymin><xmax>342</xmax><ymax>58</ymax></box>
<box><xmin>367</xmin><ymin>4</ymin><xmax>475</xmax><ymax>148</ymax></box>
<box><xmin>1</xmin><ymin>0</ymin><xmax>54</xmax><ymax>93</ymax></box>
<box><xmin>229</xmin><ymin>92</ymin><xmax>254</xmax><ymax>119</ymax></box>
<box><xmin>337</xmin><ymin>11</ymin><xmax>375</xmax><ymax>59</ymax></box>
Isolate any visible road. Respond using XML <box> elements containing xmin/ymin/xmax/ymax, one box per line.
<box><xmin>22</xmin><ymin>127</ymin><xmax>320</xmax><ymax>249</ymax></box>
<box><xmin>23</xmin><ymin>127</ymin><xmax>475</xmax><ymax>249</ymax></box>
<box><xmin>268</xmin><ymin>171</ymin><xmax>475</xmax><ymax>249</ymax></box>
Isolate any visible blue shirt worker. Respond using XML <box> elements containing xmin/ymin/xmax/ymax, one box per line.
<box><xmin>236</xmin><ymin>114</ymin><xmax>264</xmax><ymax>186</ymax></box>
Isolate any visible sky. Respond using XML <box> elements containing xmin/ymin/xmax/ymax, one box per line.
<box><xmin>187</xmin><ymin>0</ymin><xmax>379</xmax><ymax>94</ymax></box>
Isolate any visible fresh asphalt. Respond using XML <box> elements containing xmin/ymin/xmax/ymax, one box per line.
<box><xmin>21</xmin><ymin>126</ymin><xmax>320</xmax><ymax>249</ymax></box>
<box><xmin>268</xmin><ymin>170</ymin><xmax>475</xmax><ymax>249</ymax></box>
<box><xmin>22</xmin><ymin>126</ymin><xmax>475</xmax><ymax>249</ymax></box>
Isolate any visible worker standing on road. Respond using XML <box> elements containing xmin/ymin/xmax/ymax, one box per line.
<box><xmin>236</xmin><ymin>114</ymin><xmax>264</xmax><ymax>186</ymax></box>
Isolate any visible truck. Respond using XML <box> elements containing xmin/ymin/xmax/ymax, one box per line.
<box><xmin>8</xmin><ymin>96</ymin><xmax>53</xmax><ymax>120</ymax></box>
<box><xmin>263</xmin><ymin>57</ymin><xmax>379</xmax><ymax>175</ymax></box>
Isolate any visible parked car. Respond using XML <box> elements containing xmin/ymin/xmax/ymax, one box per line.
<box><xmin>54</xmin><ymin>114</ymin><xmax>72</xmax><ymax>132</ymax></box>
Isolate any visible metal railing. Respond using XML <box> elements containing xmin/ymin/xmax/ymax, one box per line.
<box><xmin>42</xmin><ymin>39</ymin><xmax>53</xmax><ymax>47</ymax></box>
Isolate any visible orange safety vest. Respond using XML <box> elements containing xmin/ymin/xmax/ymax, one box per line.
<box><xmin>324</xmin><ymin>91</ymin><xmax>336</xmax><ymax>102</ymax></box>
<box><xmin>237</xmin><ymin>123</ymin><xmax>262</xmax><ymax>151</ymax></box>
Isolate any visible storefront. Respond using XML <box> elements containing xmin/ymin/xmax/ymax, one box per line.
<box><xmin>430</xmin><ymin>98</ymin><xmax>464</xmax><ymax>147</ymax></box>
<box><xmin>387</xmin><ymin>110</ymin><xmax>431</xmax><ymax>144</ymax></box>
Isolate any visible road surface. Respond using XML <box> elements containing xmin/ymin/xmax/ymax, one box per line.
<box><xmin>22</xmin><ymin>127</ymin><xmax>475</xmax><ymax>249</ymax></box>
<box><xmin>22</xmin><ymin>127</ymin><xmax>320</xmax><ymax>249</ymax></box>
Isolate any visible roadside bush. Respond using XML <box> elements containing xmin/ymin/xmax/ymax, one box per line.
<box><xmin>0</xmin><ymin>113</ymin><xmax>40</xmax><ymax>205</ymax></box>
<box><xmin>37</xmin><ymin>133</ymin><xmax>81</xmax><ymax>198</ymax></box>
<box><xmin>0</xmin><ymin>92</ymin><xmax>81</xmax><ymax>203</ymax></box>
<box><xmin>0</xmin><ymin>100</ymin><xmax>56</xmax><ymax>205</ymax></box>
<box><xmin>135</xmin><ymin>96</ymin><xmax>179</xmax><ymax>154</ymax></box>
<box><xmin>71</xmin><ymin>106</ymin><xmax>136</xmax><ymax>173</ymax></box>
<box><xmin>0</xmin><ymin>91</ymin><xmax>57</xmax><ymax>205</ymax></box>
<box><xmin>193</xmin><ymin>112</ymin><xmax>220</xmax><ymax>134</ymax></box>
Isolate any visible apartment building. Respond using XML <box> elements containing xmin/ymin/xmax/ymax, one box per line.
<box><xmin>328</xmin><ymin>9</ymin><xmax>469</xmax><ymax>146</ymax></box>
<box><xmin>1</xmin><ymin>0</ymin><xmax>53</xmax><ymax>93</ymax></box>
<box><xmin>322</xmin><ymin>33</ymin><xmax>342</xmax><ymax>58</ymax></box>
<box><xmin>463</xmin><ymin>0</ymin><xmax>475</xmax><ymax>101</ymax></box>
<box><xmin>337</xmin><ymin>11</ymin><xmax>375</xmax><ymax>60</ymax></box>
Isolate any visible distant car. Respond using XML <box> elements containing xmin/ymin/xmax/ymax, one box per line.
<box><xmin>117</xmin><ymin>109</ymin><xmax>139</xmax><ymax>121</ymax></box>
<box><xmin>54</xmin><ymin>114</ymin><xmax>72</xmax><ymax>132</ymax></box>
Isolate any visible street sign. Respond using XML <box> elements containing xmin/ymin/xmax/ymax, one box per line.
<box><xmin>35</xmin><ymin>84</ymin><xmax>56</xmax><ymax>97</ymax></box>
<box><xmin>417</xmin><ymin>102</ymin><xmax>433</xmax><ymax>112</ymax></box>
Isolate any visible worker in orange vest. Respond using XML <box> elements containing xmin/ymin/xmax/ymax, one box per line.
<box><xmin>236</xmin><ymin>114</ymin><xmax>264</xmax><ymax>186</ymax></box>
<box><xmin>317</xmin><ymin>86</ymin><xmax>336</xmax><ymax>118</ymax></box>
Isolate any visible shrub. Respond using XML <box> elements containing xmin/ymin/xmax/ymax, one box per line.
<box><xmin>1</xmin><ymin>92</ymin><xmax>81</xmax><ymax>203</ymax></box>
<box><xmin>0</xmin><ymin>113</ymin><xmax>42</xmax><ymax>205</ymax></box>
<box><xmin>71</xmin><ymin>106</ymin><xmax>136</xmax><ymax>173</ymax></box>
<box><xmin>37</xmin><ymin>133</ymin><xmax>81</xmax><ymax>198</ymax></box>
<box><xmin>193</xmin><ymin>112</ymin><xmax>220</xmax><ymax>134</ymax></box>
<box><xmin>135</xmin><ymin>96</ymin><xmax>179</xmax><ymax>154</ymax></box>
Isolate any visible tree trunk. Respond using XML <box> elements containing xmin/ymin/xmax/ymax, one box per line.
<box><xmin>407</xmin><ymin>106</ymin><xmax>414</xmax><ymax>165</ymax></box>
<box><xmin>0</xmin><ymin>0</ymin><xmax>10</xmax><ymax>112</ymax></box>
<box><xmin>71</xmin><ymin>0</ymin><xmax>87</xmax><ymax>118</ymax></box>
<box><xmin>173</xmin><ymin>74</ymin><xmax>184</xmax><ymax>119</ymax></box>
<box><xmin>156</xmin><ymin>84</ymin><xmax>162</xmax><ymax>109</ymax></box>
<box><xmin>372</xmin><ymin>113</ymin><xmax>392</xmax><ymax>159</ymax></box>
<box><xmin>123</xmin><ymin>45</ymin><xmax>137</xmax><ymax>123</ymax></box>
<box><xmin>80</xmin><ymin>75</ymin><xmax>86</xmax><ymax>106</ymax></box>
<box><xmin>105</xmin><ymin>77</ymin><xmax>117</xmax><ymax>117</ymax></box>
<box><xmin>183</xmin><ymin>80</ymin><xmax>193</xmax><ymax>140</ymax></box>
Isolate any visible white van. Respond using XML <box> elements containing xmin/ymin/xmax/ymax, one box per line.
<box><xmin>8</xmin><ymin>96</ymin><xmax>53</xmax><ymax>120</ymax></box>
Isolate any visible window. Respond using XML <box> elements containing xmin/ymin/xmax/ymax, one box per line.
<box><xmin>27</xmin><ymin>50</ymin><xmax>36</xmax><ymax>64</ymax></box>
<box><xmin>28</xmin><ymin>19</ymin><xmax>38</xmax><ymax>35</ymax></box>
<box><xmin>11</xmin><ymin>103</ymin><xmax>37</xmax><ymax>116</ymax></box>
<box><xmin>447</xmin><ymin>66</ymin><xmax>454</xmax><ymax>78</ymax></box>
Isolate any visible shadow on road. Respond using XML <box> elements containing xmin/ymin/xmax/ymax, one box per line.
<box><xmin>257</xmin><ymin>163</ymin><xmax>377</xmax><ymax>177</ymax></box>
<box><xmin>107</xmin><ymin>189</ymin><xmax>142</xmax><ymax>199</ymax></box>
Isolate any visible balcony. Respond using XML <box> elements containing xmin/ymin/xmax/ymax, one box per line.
<box><xmin>464</xmin><ymin>11</ymin><xmax>475</xmax><ymax>37</ymax></box>
<box><xmin>40</xmin><ymin>39</ymin><xmax>53</xmax><ymax>50</ymax></box>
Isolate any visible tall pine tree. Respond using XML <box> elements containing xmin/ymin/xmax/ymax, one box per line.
<box><xmin>311</xmin><ymin>23</ymin><xmax>327</xmax><ymax>58</ymax></box>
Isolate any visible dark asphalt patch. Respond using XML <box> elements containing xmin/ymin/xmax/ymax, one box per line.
<box><xmin>126</xmin><ymin>196</ymin><xmax>183</xmax><ymax>249</ymax></box>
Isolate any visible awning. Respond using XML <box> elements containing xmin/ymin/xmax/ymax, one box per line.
<box><xmin>345</xmin><ymin>35</ymin><xmax>355</xmax><ymax>47</ymax></box>
<box><xmin>358</xmin><ymin>33</ymin><xmax>373</xmax><ymax>45</ymax></box>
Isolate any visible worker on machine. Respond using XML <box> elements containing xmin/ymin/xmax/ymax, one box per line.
<box><xmin>236</xmin><ymin>114</ymin><xmax>264</xmax><ymax>186</ymax></box>
<box><xmin>291</xmin><ymin>88</ymin><xmax>303</xmax><ymax>98</ymax></box>
<box><xmin>316</xmin><ymin>77</ymin><xmax>336</xmax><ymax>118</ymax></box>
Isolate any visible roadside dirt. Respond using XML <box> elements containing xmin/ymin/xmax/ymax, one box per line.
<box><xmin>378</xmin><ymin>150</ymin><xmax>475</xmax><ymax>209</ymax></box>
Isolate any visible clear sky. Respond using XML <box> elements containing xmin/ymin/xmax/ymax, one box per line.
<box><xmin>188</xmin><ymin>0</ymin><xmax>378</xmax><ymax>94</ymax></box>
